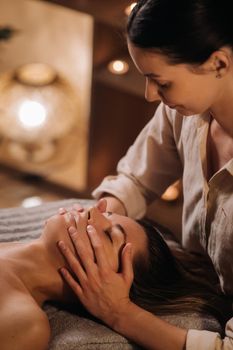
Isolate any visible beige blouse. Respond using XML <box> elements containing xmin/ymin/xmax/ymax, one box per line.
<box><xmin>93</xmin><ymin>102</ymin><xmax>233</xmax><ymax>349</ymax></box>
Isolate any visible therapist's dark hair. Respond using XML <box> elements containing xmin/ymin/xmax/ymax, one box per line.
<box><xmin>127</xmin><ymin>0</ymin><xmax>233</xmax><ymax>64</ymax></box>
<box><xmin>130</xmin><ymin>220</ymin><xmax>231</xmax><ymax>329</ymax></box>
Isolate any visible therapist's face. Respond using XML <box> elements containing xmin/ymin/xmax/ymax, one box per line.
<box><xmin>128</xmin><ymin>41</ymin><xmax>223</xmax><ymax>116</ymax></box>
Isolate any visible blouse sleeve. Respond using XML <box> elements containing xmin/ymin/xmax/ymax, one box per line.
<box><xmin>186</xmin><ymin>317</ymin><xmax>233</xmax><ymax>350</ymax></box>
<box><xmin>92</xmin><ymin>103</ymin><xmax>183</xmax><ymax>219</ymax></box>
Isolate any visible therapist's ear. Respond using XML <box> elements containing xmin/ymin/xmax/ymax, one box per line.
<box><xmin>95</xmin><ymin>198</ymin><xmax>107</xmax><ymax>213</ymax></box>
<box><xmin>202</xmin><ymin>48</ymin><xmax>231</xmax><ymax>78</ymax></box>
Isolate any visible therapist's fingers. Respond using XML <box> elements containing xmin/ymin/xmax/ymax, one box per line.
<box><xmin>58</xmin><ymin>207</ymin><xmax>67</xmax><ymax>215</ymax></box>
<box><xmin>121</xmin><ymin>243</ymin><xmax>134</xmax><ymax>285</ymax></box>
<box><xmin>63</xmin><ymin>212</ymin><xmax>77</xmax><ymax>229</ymax></box>
<box><xmin>58</xmin><ymin>239</ymin><xmax>87</xmax><ymax>284</ymax></box>
<box><xmin>67</xmin><ymin>226</ymin><xmax>97</xmax><ymax>275</ymax></box>
<box><xmin>59</xmin><ymin>203</ymin><xmax>85</xmax><ymax>217</ymax></box>
<box><xmin>70</xmin><ymin>213</ymin><xmax>95</xmax><ymax>261</ymax></box>
<box><xmin>72</xmin><ymin>211</ymin><xmax>87</xmax><ymax>231</ymax></box>
<box><xmin>72</xmin><ymin>203</ymin><xmax>85</xmax><ymax>212</ymax></box>
<box><xmin>87</xmin><ymin>225</ymin><xmax>133</xmax><ymax>284</ymax></box>
<box><xmin>60</xmin><ymin>267</ymin><xmax>83</xmax><ymax>297</ymax></box>
<box><xmin>86</xmin><ymin>225</ymin><xmax>110</xmax><ymax>270</ymax></box>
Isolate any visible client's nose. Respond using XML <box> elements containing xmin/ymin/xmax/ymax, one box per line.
<box><xmin>88</xmin><ymin>207</ymin><xmax>111</xmax><ymax>231</ymax></box>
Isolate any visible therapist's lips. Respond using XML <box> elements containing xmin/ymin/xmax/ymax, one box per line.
<box><xmin>167</xmin><ymin>103</ymin><xmax>178</xmax><ymax>108</ymax></box>
<box><xmin>162</xmin><ymin>99</ymin><xmax>177</xmax><ymax>108</ymax></box>
<box><xmin>163</xmin><ymin>100</ymin><xmax>184</xmax><ymax>109</ymax></box>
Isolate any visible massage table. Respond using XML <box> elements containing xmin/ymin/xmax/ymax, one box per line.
<box><xmin>0</xmin><ymin>199</ymin><xmax>222</xmax><ymax>349</ymax></box>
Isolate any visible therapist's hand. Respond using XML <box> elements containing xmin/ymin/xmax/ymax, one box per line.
<box><xmin>58</xmin><ymin>202</ymin><xmax>85</xmax><ymax>215</ymax></box>
<box><xmin>58</xmin><ymin>219</ymin><xmax>133</xmax><ymax>327</ymax></box>
<box><xmin>72</xmin><ymin>198</ymin><xmax>107</xmax><ymax>214</ymax></box>
<box><xmin>59</xmin><ymin>198</ymin><xmax>107</xmax><ymax>216</ymax></box>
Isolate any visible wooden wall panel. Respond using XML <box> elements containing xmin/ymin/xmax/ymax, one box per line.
<box><xmin>88</xmin><ymin>80</ymin><xmax>157</xmax><ymax>191</ymax></box>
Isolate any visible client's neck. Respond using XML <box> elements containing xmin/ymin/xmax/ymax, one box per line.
<box><xmin>11</xmin><ymin>239</ymin><xmax>73</xmax><ymax>306</ymax></box>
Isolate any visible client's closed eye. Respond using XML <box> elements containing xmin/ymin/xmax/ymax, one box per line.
<box><xmin>104</xmin><ymin>229</ymin><xmax>113</xmax><ymax>242</ymax></box>
<box><xmin>104</xmin><ymin>225</ymin><xmax>126</xmax><ymax>245</ymax></box>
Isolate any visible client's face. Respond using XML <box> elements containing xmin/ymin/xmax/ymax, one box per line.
<box><xmin>43</xmin><ymin>207</ymin><xmax>148</xmax><ymax>273</ymax></box>
<box><xmin>87</xmin><ymin>207</ymin><xmax>148</xmax><ymax>271</ymax></box>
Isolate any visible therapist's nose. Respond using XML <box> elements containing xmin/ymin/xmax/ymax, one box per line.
<box><xmin>88</xmin><ymin>207</ymin><xmax>111</xmax><ymax>231</ymax></box>
<box><xmin>145</xmin><ymin>78</ymin><xmax>161</xmax><ymax>102</ymax></box>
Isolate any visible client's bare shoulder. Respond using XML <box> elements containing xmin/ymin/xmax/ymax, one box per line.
<box><xmin>0</xmin><ymin>290</ymin><xmax>50</xmax><ymax>350</ymax></box>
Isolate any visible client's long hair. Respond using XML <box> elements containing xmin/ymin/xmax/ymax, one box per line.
<box><xmin>130</xmin><ymin>220</ymin><xmax>231</xmax><ymax>328</ymax></box>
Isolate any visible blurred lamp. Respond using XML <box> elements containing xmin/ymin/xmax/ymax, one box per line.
<box><xmin>19</xmin><ymin>100</ymin><xmax>46</xmax><ymax>128</ymax></box>
<box><xmin>0</xmin><ymin>63</ymin><xmax>78</xmax><ymax>162</ymax></box>
<box><xmin>108</xmin><ymin>60</ymin><xmax>129</xmax><ymax>75</ymax></box>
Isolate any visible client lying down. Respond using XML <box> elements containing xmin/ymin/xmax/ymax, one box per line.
<box><xmin>0</xmin><ymin>205</ymin><xmax>228</xmax><ymax>350</ymax></box>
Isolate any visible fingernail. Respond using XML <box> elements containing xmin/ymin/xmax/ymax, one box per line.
<box><xmin>58</xmin><ymin>208</ymin><xmax>66</xmax><ymax>215</ymax></box>
<box><xmin>68</xmin><ymin>226</ymin><xmax>77</xmax><ymax>235</ymax></box>
<box><xmin>64</xmin><ymin>212</ymin><xmax>72</xmax><ymax>224</ymax></box>
<box><xmin>73</xmin><ymin>204</ymin><xmax>84</xmax><ymax>212</ymax></box>
<box><xmin>59</xmin><ymin>267</ymin><xmax>66</xmax><ymax>275</ymax></box>
<box><xmin>58</xmin><ymin>241</ymin><xmax>66</xmax><ymax>250</ymax></box>
<box><xmin>87</xmin><ymin>225</ymin><xmax>93</xmax><ymax>232</ymax></box>
<box><xmin>73</xmin><ymin>212</ymin><xmax>79</xmax><ymax>223</ymax></box>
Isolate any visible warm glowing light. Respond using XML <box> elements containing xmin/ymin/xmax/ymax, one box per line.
<box><xmin>16</xmin><ymin>63</ymin><xmax>57</xmax><ymax>86</ymax></box>
<box><xmin>162</xmin><ymin>181</ymin><xmax>181</xmax><ymax>201</ymax></box>
<box><xmin>108</xmin><ymin>60</ymin><xmax>129</xmax><ymax>75</ymax></box>
<box><xmin>125</xmin><ymin>2</ymin><xmax>137</xmax><ymax>16</ymax></box>
<box><xmin>18</xmin><ymin>100</ymin><xmax>47</xmax><ymax>128</ymax></box>
<box><xmin>22</xmin><ymin>196</ymin><xmax>43</xmax><ymax>208</ymax></box>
